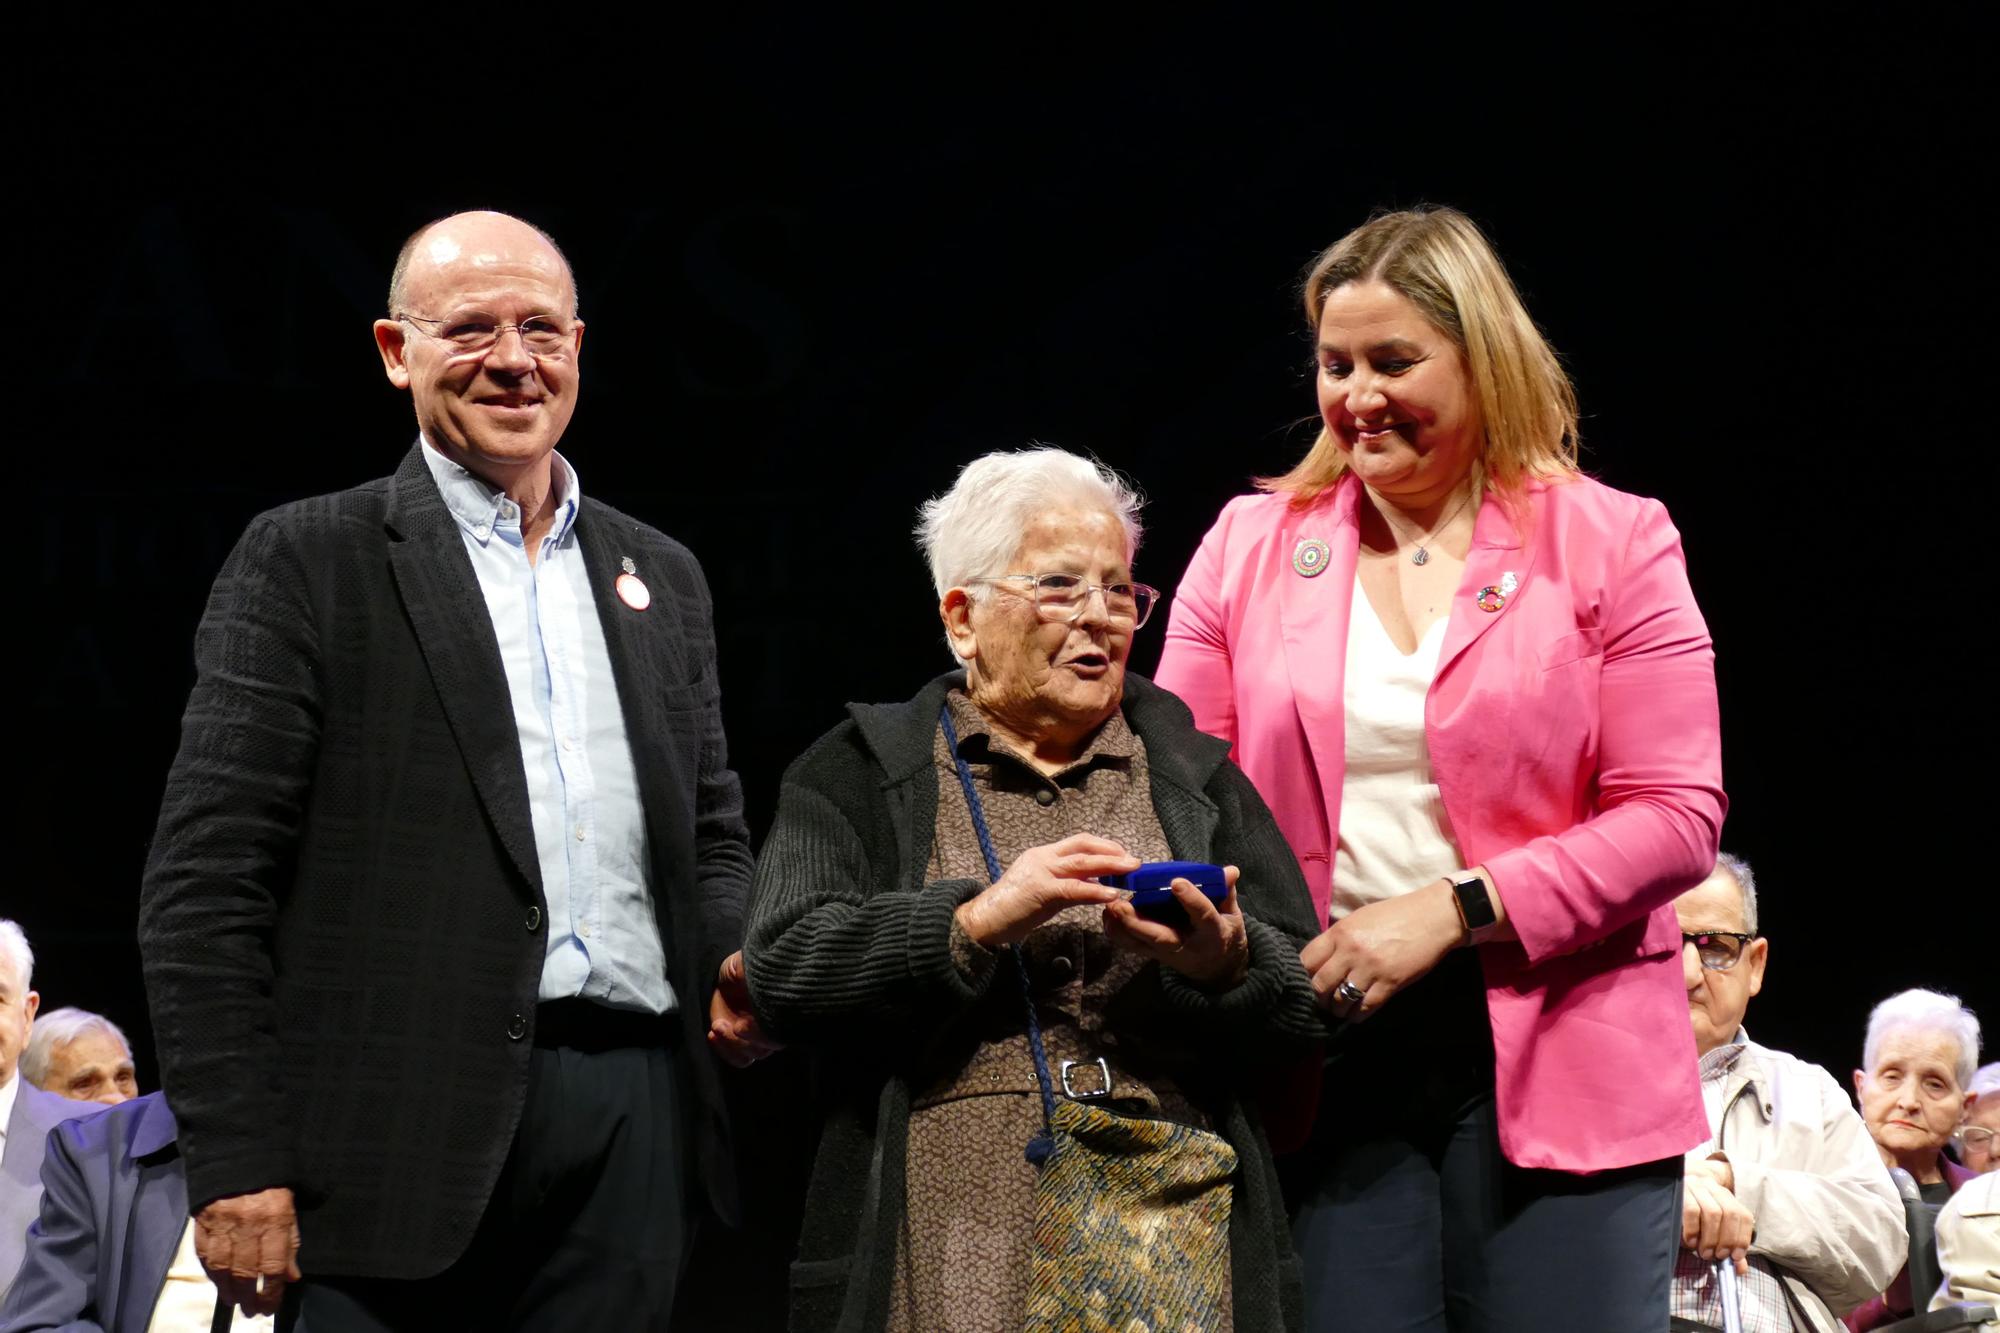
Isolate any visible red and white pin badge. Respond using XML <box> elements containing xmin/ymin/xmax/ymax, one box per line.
<box><xmin>615</xmin><ymin>556</ymin><xmax>651</xmax><ymax>612</ymax></box>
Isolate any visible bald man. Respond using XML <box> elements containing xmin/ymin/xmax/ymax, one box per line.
<box><xmin>139</xmin><ymin>211</ymin><xmax>768</xmax><ymax>1331</ymax></box>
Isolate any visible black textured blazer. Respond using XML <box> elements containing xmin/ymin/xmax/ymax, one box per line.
<box><xmin>139</xmin><ymin>443</ymin><xmax>753</xmax><ymax>1279</ymax></box>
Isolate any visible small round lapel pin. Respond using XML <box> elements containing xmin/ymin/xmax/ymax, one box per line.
<box><xmin>615</xmin><ymin>556</ymin><xmax>651</xmax><ymax>612</ymax></box>
<box><xmin>1292</xmin><ymin>538</ymin><xmax>1331</xmax><ymax>578</ymax></box>
<box><xmin>1476</xmin><ymin>570</ymin><xmax>1518</xmax><ymax>613</ymax></box>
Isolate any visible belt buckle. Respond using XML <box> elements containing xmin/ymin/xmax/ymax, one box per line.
<box><xmin>1058</xmin><ymin>1057</ymin><xmax>1114</xmax><ymax>1101</ymax></box>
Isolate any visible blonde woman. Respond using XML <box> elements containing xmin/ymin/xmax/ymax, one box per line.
<box><xmin>1156</xmin><ymin>207</ymin><xmax>1725</xmax><ymax>1329</ymax></box>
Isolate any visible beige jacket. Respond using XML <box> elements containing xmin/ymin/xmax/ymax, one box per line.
<box><xmin>1932</xmin><ymin>1170</ymin><xmax>2000</xmax><ymax>1324</ymax></box>
<box><xmin>1708</xmin><ymin>1035</ymin><xmax>1908</xmax><ymax>1332</ymax></box>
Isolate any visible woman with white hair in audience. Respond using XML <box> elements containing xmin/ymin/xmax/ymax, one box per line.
<box><xmin>745</xmin><ymin>447</ymin><xmax>1323</xmax><ymax>1332</ymax></box>
<box><xmin>1845</xmin><ymin>987</ymin><xmax>1984</xmax><ymax>1330</ymax></box>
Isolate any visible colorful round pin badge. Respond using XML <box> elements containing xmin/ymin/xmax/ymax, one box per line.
<box><xmin>1476</xmin><ymin>586</ymin><xmax>1506</xmax><ymax>612</ymax></box>
<box><xmin>616</xmin><ymin>572</ymin><xmax>652</xmax><ymax>611</ymax></box>
<box><xmin>1292</xmin><ymin>538</ymin><xmax>1331</xmax><ymax>578</ymax></box>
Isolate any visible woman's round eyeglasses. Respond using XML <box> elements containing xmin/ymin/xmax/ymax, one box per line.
<box><xmin>971</xmin><ymin>573</ymin><xmax>1162</xmax><ymax>629</ymax></box>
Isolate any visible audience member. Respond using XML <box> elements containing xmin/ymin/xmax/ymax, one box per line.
<box><xmin>1930</xmin><ymin>1170</ymin><xmax>1999</xmax><ymax>1324</ymax></box>
<box><xmin>1846</xmin><ymin>987</ymin><xmax>1983</xmax><ymax>1330</ymax></box>
<box><xmin>19</xmin><ymin>1007</ymin><xmax>138</xmax><ymax>1106</ymax></box>
<box><xmin>1669</xmin><ymin>855</ymin><xmax>1905</xmax><ymax>1331</ymax></box>
<box><xmin>0</xmin><ymin>1090</ymin><xmax>270</xmax><ymax>1331</ymax></box>
<box><xmin>1960</xmin><ymin>1063</ymin><xmax>2000</xmax><ymax>1175</ymax></box>
<box><xmin>0</xmin><ymin>920</ymin><xmax>98</xmax><ymax>1303</ymax></box>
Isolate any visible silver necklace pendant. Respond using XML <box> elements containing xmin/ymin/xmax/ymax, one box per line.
<box><xmin>1411</xmin><ymin>546</ymin><xmax>1430</xmax><ymax>566</ymax></box>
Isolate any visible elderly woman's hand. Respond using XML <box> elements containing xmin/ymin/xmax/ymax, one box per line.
<box><xmin>956</xmin><ymin>834</ymin><xmax>1138</xmax><ymax>949</ymax></box>
<box><xmin>1103</xmin><ymin>866</ymin><xmax>1250</xmax><ymax>990</ymax></box>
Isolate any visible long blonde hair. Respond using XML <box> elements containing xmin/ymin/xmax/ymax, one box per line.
<box><xmin>1262</xmin><ymin>207</ymin><xmax>1580</xmax><ymax>508</ymax></box>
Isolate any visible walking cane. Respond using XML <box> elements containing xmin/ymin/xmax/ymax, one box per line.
<box><xmin>1715</xmin><ymin>1259</ymin><xmax>1744</xmax><ymax>1333</ymax></box>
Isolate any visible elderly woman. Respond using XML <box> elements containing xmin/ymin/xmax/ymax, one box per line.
<box><xmin>1846</xmin><ymin>988</ymin><xmax>1984</xmax><ymax>1330</ymax></box>
<box><xmin>1155</xmin><ymin>206</ymin><xmax>1726</xmax><ymax>1328</ymax></box>
<box><xmin>745</xmin><ymin>447</ymin><xmax>1321</xmax><ymax>1333</ymax></box>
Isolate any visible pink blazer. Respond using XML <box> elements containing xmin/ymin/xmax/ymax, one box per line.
<box><xmin>1156</xmin><ymin>473</ymin><xmax>1722</xmax><ymax>1172</ymax></box>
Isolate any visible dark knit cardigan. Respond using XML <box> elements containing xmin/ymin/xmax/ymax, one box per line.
<box><xmin>744</xmin><ymin>670</ymin><xmax>1323</xmax><ymax>1333</ymax></box>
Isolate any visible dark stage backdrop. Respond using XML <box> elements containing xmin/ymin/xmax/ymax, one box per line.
<box><xmin>14</xmin><ymin>20</ymin><xmax>1990</xmax><ymax>1305</ymax></box>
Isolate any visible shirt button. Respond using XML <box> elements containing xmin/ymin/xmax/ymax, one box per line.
<box><xmin>474</xmin><ymin>524</ymin><xmax>491</xmax><ymax>541</ymax></box>
<box><xmin>561</xmin><ymin>735</ymin><xmax>578</xmax><ymax>751</ymax></box>
<box><xmin>525</xmin><ymin>906</ymin><xmax>542</xmax><ymax>932</ymax></box>
<box><xmin>575</xmin><ymin>824</ymin><xmax>587</xmax><ymax>841</ymax></box>
<box><xmin>1049</xmin><ymin>955</ymin><xmax>1075</xmax><ymax>982</ymax></box>
<box><xmin>506</xmin><ymin>1013</ymin><xmax>528</xmax><ymax>1041</ymax></box>
<box><xmin>1033</xmin><ymin>788</ymin><xmax>1057</xmax><ymax>807</ymax></box>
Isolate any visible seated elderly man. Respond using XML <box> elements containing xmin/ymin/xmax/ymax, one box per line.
<box><xmin>1</xmin><ymin>919</ymin><xmax>99</xmax><ymax>1303</ymax></box>
<box><xmin>1846</xmin><ymin>987</ymin><xmax>1984</xmax><ymax>1331</ymax></box>
<box><xmin>1959</xmin><ymin>1063</ymin><xmax>1999</xmax><ymax>1175</ymax></box>
<box><xmin>1669</xmin><ymin>855</ymin><xmax>1905</xmax><ymax>1333</ymax></box>
<box><xmin>20</xmin><ymin>1007</ymin><xmax>139</xmax><ymax>1106</ymax></box>
<box><xmin>0</xmin><ymin>1090</ymin><xmax>269</xmax><ymax>1332</ymax></box>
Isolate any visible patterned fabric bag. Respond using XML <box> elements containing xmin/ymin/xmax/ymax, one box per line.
<box><xmin>942</xmin><ymin>707</ymin><xmax>1238</xmax><ymax>1332</ymax></box>
<box><xmin>1023</xmin><ymin>1097</ymin><xmax>1237</xmax><ymax>1332</ymax></box>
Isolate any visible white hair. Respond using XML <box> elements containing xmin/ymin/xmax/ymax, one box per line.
<box><xmin>915</xmin><ymin>446</ymin><xmax>1145</xmax><ymax>599</ymax></box>
<box><xmin>19</xmin><ymin>1007</ymin><xmax>131</xmax><ymax>1088</ymax></box>
<box><xmin>1968</xmin><ymin>1062</ymin><xmax>2000</xmax><ymax>1100</ymax></box>
<box><xmin>1712</xmin><ymin>852</ymin><xmax>1759</xmax><ymax>935</ymax></box>
<box><xmin>1863</xmin><ymin>988</ymin><xmax>1981</xmax><ymax>1090</ymax></box>
<box><xmin>0</xmin><ymin>918</ymin><xmax>31</xmax><ymax>995</ymax></box>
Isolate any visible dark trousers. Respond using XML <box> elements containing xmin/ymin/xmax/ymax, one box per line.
<box><xmin>1286</xmin><ymin>951</ymin><xmax>1681</xmax><ymax>1333</ymax></box>
<box><xmin>291</xmin><ymin>1004</ymin><xmax>690</xmax><ymax>1333</ymax></box>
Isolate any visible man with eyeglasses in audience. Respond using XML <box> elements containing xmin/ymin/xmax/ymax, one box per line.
<box><xmin>1668</xmin><ymin>854</ymin><xmax>1905</xmax><ymax>1333</ymax></box>
<box><xmin>1958</xmin><ymin>1064</ymin><xmax>1999</xmax><ymax>1174</ymax></box>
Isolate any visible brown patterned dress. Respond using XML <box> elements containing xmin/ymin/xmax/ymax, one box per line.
<box><xmin>884</xmin><ymin>690</ymin><xmax>1234</xmax><ymax>1333</ymax></box>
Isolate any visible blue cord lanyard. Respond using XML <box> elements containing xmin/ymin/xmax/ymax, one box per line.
<box><xmin>939</xmin><ymin>705</ymin><xmax>1060</xmax><ymax>1166</ymax></box>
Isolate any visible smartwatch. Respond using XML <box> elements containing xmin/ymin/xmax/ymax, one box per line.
<box><xmin>1449</xmin><ymin>872</ymin><xmax>1497</xmax><ymax>941</ymax></box>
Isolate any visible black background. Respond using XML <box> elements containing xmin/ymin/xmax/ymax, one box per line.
<box><xmin>14</xmin><ymin>13</ymin><xmax>1993</xmax><ymax>1307</ymax></box>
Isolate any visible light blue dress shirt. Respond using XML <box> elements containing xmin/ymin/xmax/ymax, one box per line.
<box><xmin>421</xmin><ymin>440</ymin><xmax>675</xmax><ymax>1014</ymax></box>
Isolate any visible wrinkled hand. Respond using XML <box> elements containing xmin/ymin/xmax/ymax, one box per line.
<box><xmin>1682</xmin><ymin>1158</ymin><xmax>1754</xmax><ymax>1275</ymax></box>
<box><xmin>956</xmin><ymin>835</ymin><xmax>1137</xmax><ymax>949</ymax></box>
<box><xmin>1301</xmin><ymin>880</ymin><xmax>1462</xmax><ymax>1021</ymax></box>
<box><xmin>709</xmin><ymin>950</ymin><xmax>783</xmax><ymax>1068</ymax></box>
<box><xmin>195</xmin><ymin>1186</ymin><xmax>300</xmax><ymax>1317</ymax></box>
<box><xmin>1103</xmin><ymin>866</ymin><xmax>1248</xmax><ymax>989</ymax></box>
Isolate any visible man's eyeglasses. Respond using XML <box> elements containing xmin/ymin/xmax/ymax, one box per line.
<box><xmin>1960</xmin><ymin>1126</ymin><xmax>1996</xmax><ymax>1152</ymax></box>
<box><xmin>1683</xmin><ymin>931</ymin><xmax>1759</xmax><ymax>972</ymax></box>
<box><xmin>972</xmin><ymin>573</ymin><xmax>1162</xmax><ymax>629</ymax></box>
<box><xmin>397</xmin><ymin>311</ymin><xmax>577</xmax><ymax>360</ymax></box>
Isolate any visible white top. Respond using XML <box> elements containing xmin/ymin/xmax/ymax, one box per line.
<box><xmin>0</xmin><ymin>1069</ymin><xmax>16</xmax><ymax>1147</ymax></box>
<box><xmin>1331</xmin><ymin>589</ymin><xmax>1465</xmax><ymax>918</ymax></box>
